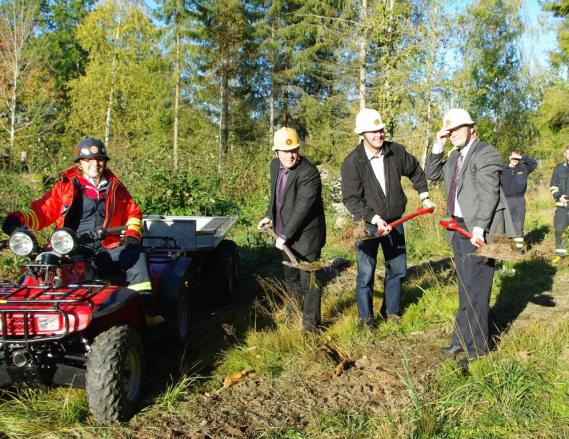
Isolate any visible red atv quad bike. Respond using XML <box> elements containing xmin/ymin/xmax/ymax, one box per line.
<box><xmin>0</xmin><ymin>215</ymin><xmax>238</xmax><ymax>424</ymax></box>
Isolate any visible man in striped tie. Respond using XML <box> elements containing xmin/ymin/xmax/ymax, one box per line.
<box><xmin>426</xmin><ymin>109</ymin><xmax>513</xmax><ymax>361</ymax></box>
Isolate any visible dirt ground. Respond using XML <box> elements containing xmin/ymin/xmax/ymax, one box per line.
<box><xmin>132</xmin><ymin>335</ymin><xmax>442</xmax><ymax>438</ymax></box>
<box><xmin>127</xmin><ymin>248</ymin><xmax>569</xmax><ymax>439</ymax></box>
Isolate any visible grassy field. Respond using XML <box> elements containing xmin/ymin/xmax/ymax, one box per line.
<box><xmin>0</xmin><ymin>186</ymin><xmax>568</xmax><ymax>438</ymax></box>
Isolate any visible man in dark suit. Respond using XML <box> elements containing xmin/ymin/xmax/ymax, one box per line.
<box><xmin>258</xmin><ymin>127</ymin><xmax>326</xmax><ymax>332</ymax></box>
<box><xmin>426</xmin><ymin>108</ymin><xmax>513</xmax><ymax>360</ymax></box>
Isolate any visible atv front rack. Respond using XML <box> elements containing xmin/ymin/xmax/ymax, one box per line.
<box><xmin>0</xmin><ymin>282</ymin><xmax>107</xmax><ymax>344</ymax></box>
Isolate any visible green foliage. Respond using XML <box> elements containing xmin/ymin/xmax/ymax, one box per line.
<box><xmin>139</xmin><ymin>170</ymin><xmax>240</xmax><ymax>217</ymax></box>
<box><xmin>545</xmin><ymin>0</ymin><xmax>569</xmax><ymax>67</ymax></box>
<box><xmin>312</xmin><ymin>410</ymin><xmax>377</xmax><ymax>437</ymax></box>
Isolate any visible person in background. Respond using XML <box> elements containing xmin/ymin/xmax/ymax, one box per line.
<box><xmin>550</xmin><ymin>145</ymin><xmax>569</xmax><ymax>258</ymax></box>
<box><xmin>2</xmin><ymin>136</ymin><xmax>162</xmax><ymax>326</ymax></box>
<box><xmin>500</xmin><ymin>150</ymin><xmax>537</xmax><ymax>252</ymax></box>
<box><xmin>341</xmin><ymin>108</ymin><xmax>435</xmax><ymax>327</ymax></box>
<box><xmin>426</xmin><ymin>108</ymin><xmax>513</xmax><ymax>360</ymax></box>
<box><xmin>258</xmin><ymin>127</ymin><xmax>326</xmax><ymax>333</ymax></box>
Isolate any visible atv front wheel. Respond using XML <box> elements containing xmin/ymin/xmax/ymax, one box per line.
<box><xmin>86</xmin><ymin>325</ymin><xmax>144</xmax><ymax>424</ymax></box>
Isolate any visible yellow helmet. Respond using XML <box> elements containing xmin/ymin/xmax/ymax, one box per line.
<box><xmin>354</xmin><ymin>108</ymin><xmax>385</xmax><ymax>135</ymax></box>
<box><xmin>442</xmin><ymin>108</ymin><xmax>475</xmax><ymax>131</ymax></box>
<box><xmin>273</xmin><ymin>127</ymin><xmax>300</xmax><ymax>151</ymax></box>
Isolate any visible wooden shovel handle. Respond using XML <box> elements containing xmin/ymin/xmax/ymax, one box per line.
<box><xmin>263</xmin><ymin>226</ymin><xmax>300</xmax><ymax>265</ymax></box>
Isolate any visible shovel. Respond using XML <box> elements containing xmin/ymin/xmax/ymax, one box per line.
<box><xmin>372</xmin><ymin>206</ymin><xmax>435</xmax><ymax>238</ymax></box>
<box><xmin>439</xmin><ymin>217</ymin><xmax>522</xmax><ymax>261</ymax></box>
<box><xmin>260</xmin><ymin>226</ymin><xmax>321</xmax><ymax>272</ymax></box>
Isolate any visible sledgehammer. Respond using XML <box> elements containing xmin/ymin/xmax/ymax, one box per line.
<box><xmin>438</xmin><ymin>217</ymin><xmax>524</xmax><ymax>261</ymax></box>
<box><xmin>374</xmin><ymin>206</ymin><xmax>435</xmax><ymax>238</ymax></box>
<box><xmin>438</xmin><ymin>217</ymin><xmax>477</xmax><ymax>241</ymax></box>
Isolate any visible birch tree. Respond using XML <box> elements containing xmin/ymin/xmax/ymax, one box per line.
<box><xmin>0</xmin><ymin>0</ymin><xmax>40</xmax><ymax>154</ymax></box>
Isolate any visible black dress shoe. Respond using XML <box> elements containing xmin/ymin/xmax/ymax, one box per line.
<box><xmin>441</xmin><ymin>345</ymin><xmax>464</xmax><ymax>356</ymax></box>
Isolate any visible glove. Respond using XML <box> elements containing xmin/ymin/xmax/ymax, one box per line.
<box><xmin>121</xmin><ymin>235</ymin><xmax>141</xmax><ymax>248</ymax></box>
<box><xmin>275</xmin><ymin>237</ymin><xmax>286</xmax><ymax>250</ymax></box>
<box><xmin>2</xmin><ymin>215</ymin><xmax>22</xmax><ymax>235</ymax></box>
<box><xmin>470</xmin><ymin>227</ymin><xmax>485</xmax><ymax>248</ymax></box>
<box><xmin>422</xmin><ymin>198</ymin><xmax>436</xmax><ymax>212</ymax></box>
<box><xmin>257</xmin><ymin>217</ymin><xmax>272</xmax><ymax>230</ymax></box>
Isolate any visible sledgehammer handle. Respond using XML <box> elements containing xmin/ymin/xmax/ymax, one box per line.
<box><xmin>439</xmin><ymin>218</ymin><xmax>473</xmax><ymax>239</ymax></box>
<box><xmin>388</xmin><ymin>207</ymin><xmax>434</xmax><ymax>229</ymax></box>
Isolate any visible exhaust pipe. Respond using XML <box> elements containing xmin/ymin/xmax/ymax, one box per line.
<box><xmin>12</xmin><ymin>350</ymin><xmax>29</xmax><ymax>367</ymax></box>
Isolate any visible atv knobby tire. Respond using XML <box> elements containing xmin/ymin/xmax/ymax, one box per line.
<box><xmin>86</xmin><ymin>325</ymin><xmax>144</xmax><ymax>424</ymax></box>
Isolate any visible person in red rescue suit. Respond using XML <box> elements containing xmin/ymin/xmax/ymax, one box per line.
<box><xmin>2</xmin><ymin>137</ymin><xmax>153</xmax><ymax>297</ymax></box>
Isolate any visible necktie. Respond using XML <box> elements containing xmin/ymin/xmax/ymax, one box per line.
<box><xmin>446</xmin><ymin>153</ymin><xmax>464</xmax><ymax>216</ymax></box>
<box><xmin>274</xmin><ymin>168</ymin><xmax>289</xmax><ymax>235</ymax></box>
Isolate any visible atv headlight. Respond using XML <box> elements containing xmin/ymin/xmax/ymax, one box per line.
<box><xmin>9</xmin><ymin>230</ymin><xmax>37</xmax><ymax>257</ymax></box>
<box><xmin>36</xmin><ymin>314</ymin><xmax>62</xmax><ymax>332</ymax></box>
<box><xmin>50</xmin><ymin>228</ymin><xmax>78</xmax><ymax>255</ymax></box>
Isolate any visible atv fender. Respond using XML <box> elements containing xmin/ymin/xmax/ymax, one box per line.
<box><xmin>92</xmin><ymin>287</ymin><xmax>144</xmax><ymax>329</ymax></box>
<box><xmin>158</xmin><ymin>256</ymin><xmax>192</xmax><ymax>314</ymax></box>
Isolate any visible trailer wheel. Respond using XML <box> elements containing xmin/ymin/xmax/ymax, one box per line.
<box><xmin>86</xmin><ymin>325</ymin><xmax>144</xmax><ymax>424</ymax></box>
<box><xmin>168</xmin><ymin>274</ymin><xmax>191</xmax><ymax>342</ymax></box>
<box><xmin>211</xmin><ymin>240</ymin><xmax>239</xmax><ymax>302</ymax></box>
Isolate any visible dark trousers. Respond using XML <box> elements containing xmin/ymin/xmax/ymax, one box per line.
<box><xmin>90</xmin><ymin>244</ymin><xmax>151</xmax><ymax>289</ymax></box>
<box><xmin>554</xmin><ymin>207</ymin><xmax>569</xmax><ymax>251</ymax></box>
<box><xmin>505</xmin><ymin>195</ymin><xmax>526</xmax><ymax>238</ymax></box>
<box><xmin>282</xmin><ymin>250</ymin><xmax>321</xmax><ymax>331</ymax></box>
<box><xmin>451</xmin><ymin>222</ymin><xmax>495</xmax><ymax>357</ymax></box>
<box><xmin>355</xmin><ymin>223</ymin><xmax>407</xmax><ymax>322</ymax></box>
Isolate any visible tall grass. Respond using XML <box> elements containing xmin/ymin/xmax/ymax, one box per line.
<box><xmin>0</xmin><ymin>386</ymin><xmax>91</xmax><ymax>437</ymax></box>
<box><xmin>407</xmin><ymin>319</ymin><xmax>569</xmax><ymax>438</ymax></box>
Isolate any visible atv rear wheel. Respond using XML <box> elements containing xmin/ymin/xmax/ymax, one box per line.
<box><xmin>86</xmin><ymin>325</ymin><xmax>144</xmax><ymax>424</ymax></box>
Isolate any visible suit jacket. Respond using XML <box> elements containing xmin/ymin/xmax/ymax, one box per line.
<box><xmin>425</xmin><ymin>139</ymin><xmax>514</xmax><ymax>242</ymax></box>
<box><xmin>266</xmin><ymin>156</ymin><xmax>326</xmax><ymax>256</ymax></box>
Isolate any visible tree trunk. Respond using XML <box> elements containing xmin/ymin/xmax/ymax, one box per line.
<box><xmin>104</xmin><ymin>3</ymin><xmax>123</xmax><ymax>147</ymax></box>
<box><xmin>173</xmin><ymin>6</ymin><xmax>180</xmax><ymax>172</ymax></box>
<box><xmin>9</xmin><ymin>64</ymin><xmax>18</xmax><ymax>153</ymax></box>
<box><xmin>269</xmin><ymin>16</ymin><xmax>275</xmax><ymax>148</ymax></box>
<box><xmin>218</xmin><ymin>48</ymin><xmax>229</xmax><ymax>169</ymax></box>
<box><xmin>359</xmin><ymin>0</ymin><xmax>367</xmax><ymax>110</ymax></box>
<box><xmin>282</xmin><ymin>82</ymin><xmax>289</xmax><ymax>127</ymax></box>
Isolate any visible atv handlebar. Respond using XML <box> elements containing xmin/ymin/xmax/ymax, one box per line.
<box><xmin>82</xmin><ymin>226</ymin><xmax>127</xmax><ymax>243</ymax></box>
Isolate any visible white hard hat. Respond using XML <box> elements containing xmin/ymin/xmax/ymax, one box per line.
<box><xmin>354</xmin><ymin>108</ymin><xmax>385</xmax><ymax>135</ymax></box>
<box><xmin>273</xmin><ymin>127</ymin><xmax>300</xmax><ymax>151</ymax></box>
<box><xmin>442</xmin><ymin>108</ymin><xmax>475</xmax><ymax>131</ymax></box>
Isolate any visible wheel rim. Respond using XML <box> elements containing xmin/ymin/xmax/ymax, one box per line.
<box><xmin>177</xmin><ymin>295</ymin><xmax>189</xmax><ymax>338</ymax></box>
<box><xmin>123</xmin><ymin>347</ymin><xmax>142</xmax><ymax>401</ymax></box>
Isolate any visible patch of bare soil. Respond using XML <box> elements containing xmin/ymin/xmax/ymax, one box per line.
<box><xmin>339</xmin><ymin>220</ymin><xmax>370</xmax><ymax>244</ymax></box>
<box><xmin>128</xmin><ymin>250</ymin><xmax>569</xmax><ymax>438</ymax></box>
<box><xmin>134</xmin><ymin>335</ymin><xmax>441</xmax><ymax>438</ymax></box>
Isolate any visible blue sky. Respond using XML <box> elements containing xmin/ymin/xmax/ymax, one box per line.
<box><xmin>521</xmin><ymin>0</ymin><xmax>559</xmax><ymax>70</ymax></box>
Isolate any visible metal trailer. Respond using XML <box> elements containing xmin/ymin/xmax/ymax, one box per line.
<box><xmin>142</xmin><ymin>215</ymin><xmax>240</xmax><ymax>303</ymax></box>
